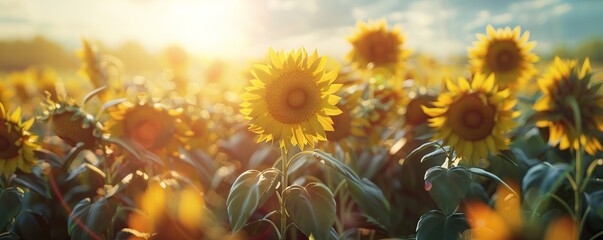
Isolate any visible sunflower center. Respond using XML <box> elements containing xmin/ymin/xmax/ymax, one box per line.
<box><xmin>0</xmin><ymin>124</ymin><xmax>20</xmax><ymax>159</ymax></box>
<box><xmin>287</xmin><ymin>88</ymin><xmax>307</xmax><ymax>109</ymax></box>
<box><xmin>486</xmin><ymin>40</ymin><xmax>520</xmax><ymax>72</ymax></box>
<box><xmin>133</xmin><ymin>120</ymin><xmax>161</xmax><ymax>149</ymax></box>
<box><xmin>265</xmin><ymin>70</ymin><xmax>320</xmax><ymax>124</ymax></box>
<box><xmin>0</xmin><ymin>136</ymin><xmax>9</xmax><ymax>151</ymax></box>
<box><xmin>464</xmin><ymin>110</ymin><xmax>484</xmax><ymax>128</ymax></box>
<box><xmin>123</xmin><ymin>105</ymin><xmax>175</xmax><ymax>151</ymax></box>
<box><xmin>448</xmin><ymin>94</ymin><xmax>496</xmax><ymax>141</ymax></box>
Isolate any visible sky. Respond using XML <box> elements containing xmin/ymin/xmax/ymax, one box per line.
<box><xmin>0</xmin><ymin>0</ymin><xmax>602</xmax><ymax>60</ymax></box>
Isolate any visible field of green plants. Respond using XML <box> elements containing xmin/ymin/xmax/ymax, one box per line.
<box><xmin>0</xmin><ymin>11</ymin><xmax>602</xmax><ymax>240</ymax></box>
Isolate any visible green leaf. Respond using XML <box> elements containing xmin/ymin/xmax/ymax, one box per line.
<box><xmin>66</xmin><ymin>163</ymin><xmax>107</xmax><ymax>182</ymax></box>
<box><xmin>284</xmin><ymin>183</ymin><xmax>336</xmax><ymax>240</ymax></box>
<box><xmin>405</xmin><ymin>141</ymin><xmax>438</xmax><ymax>163</ymax></box>
<box><xmin>68</xmin><ymin>197</ymin><xmax>115</xmax><ymax>240</ymax></box>
<box><xmin>347</xmin><ymin>178</ymin><xmax>391</xmax><ymax>229</ymax></box>
<box><xmin>12</xmin><ymin>174</ymin><xmax>50</xmax><ymax>199</ymax></box>
<box><xmin>424</xmin><ymin>166</ymin><xmax>471</xmax><ymax>215</ymax></box>
<box><xmin>313</xmin><ymin>150</ymin><xmax>363</xmax><ymax>187</ymax></box>
<box><xmin>0</xmin><ymin>232</ymin><xmax>19</xmax><ymax>240</ymax></box>
<box><xmin>521</xmin><ymin>163</ymin><xmax>569</xmax><ymax>207</ymax></box>
<box><xmin>34</xmin><ymin>149</ymin><xmax>63</xmax><ymax>168</ymax></box>
<box><xmin>82</xmin><ymin>85</ymin><xmax>108</xmax><ymax>105</ymax></box>
<box><xmin>313</xmin><ymin>150</ymin><xmax>390</xmax><ymax>228</ymax></box>
<box><xmin>226</xmin><ymin>168</ymin><xmax>281</xmax><ymax>232</ymax></box>
<box><xmin>0</xmin><ymin>187</ymin><xmax>24</xmax><ymax>231</ymax></box>
<box><xmin>468</xmin><ymin>167</ymin><xmax>517</xmax><ymax>195</ymax></box>
<box><xmin>14</xmin><ymin>210</ymin><xmax>49</xmax><ymax>239</ymax></box>
<box><xmin>416</xmin><ymin>210</ymin><xmax>469</xmax><ymax>240</ymax></box>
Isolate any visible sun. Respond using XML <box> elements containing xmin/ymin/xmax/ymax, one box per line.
<box><xmin>423</xmin><ymin>73</ymin><xmax>518</xmax><ymax>164</ymax></box>
<box><xmin>240</xmin><ymin>48</ymin><xmax>342</xmax><ymax>150</ymax></box>
<box><xmin>468</xmin><ymin>25</ymin><xmax>539</xmax><ymax>90</ymax></box>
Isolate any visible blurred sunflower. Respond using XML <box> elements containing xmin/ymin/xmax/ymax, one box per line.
<box><xmin>469</xmin><ymin>25</ymin><xmax>538</xmax><ymax>90</ymax></box>
<box><xmin>0</xmin><ymin>103</ymin><xmax>39</xmax><ymax>176</ymax></box>
<box><xmin>404</xmin><ymin>92</ymin><xmax>437</xmax><ymax>127</ymax></box>
<box><xmin>346</xmin><ymin>19</ymin><xmax>411</xmax><ymax>74</ymax></box>
<box><xmin>240</xmin><ymin>48</ymin><xmax>342</xmax><ymax>150</ymax></box>
<box><xmin>78</xmin><ymin>39</ymin><xmax>106</xmax><ymax>88</ymax></box>
<box><xmin>39</xmin><ymin>98</ymin><xmax>101</xmax><ymax>149</ymax></box>
<box><xmin>105</xmin><ymin>100</ymin><xmax>185</xmax><ymax>158</ymax></box>
<box><xmin>354</xmin><ymin>82</ymin><xmax>406</xmax><ymax>145</ymax></box>
<box><xmin>532</xmin><ymin>57</ymin><xmax>603</xmax><ymax>155</ymax></box>
<box><xmin>323</xmin><ymin>97</ymin><xmax>367</xmax><ymax>153</ymax></box>
<box><xmin>423</xmin><ymin>73</ymin><xmax>518</xmax><ymax>163</ymax></box>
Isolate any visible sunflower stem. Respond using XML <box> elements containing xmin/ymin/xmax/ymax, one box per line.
<box><xmin>567</xmin><ymin>96</ymin><xmax>583</xmax><ymax>239</ymax></box>
<box><xmin>280</xmin><ymin>145</ymin><xmax>288</xmax><ymax>240</ymax></box>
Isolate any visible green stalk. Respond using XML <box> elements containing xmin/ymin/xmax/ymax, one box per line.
<box><xmin>568</xmin><ymin>96</ymin><xmax>583</xmax><ymax>239</ymax></box>
<box><xmin>280</xmin><ymin>145</ymin><xmax>289</xmax><ymax>240</ymax></box>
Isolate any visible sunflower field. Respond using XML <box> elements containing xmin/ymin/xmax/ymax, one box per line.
<box><xmin>1</xmin><ymin>1</ymin><xmax>603</xmax><ymax>240</ymax></box>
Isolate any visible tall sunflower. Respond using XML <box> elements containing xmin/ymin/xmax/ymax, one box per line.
<box><xmin>532</xmin><ymin>57</ymin><xmax>603</xmax><ymax>155</ymax></box>
<box><xmin>40</xmin><ymin>98</ymin><xmax>101</xmax><ymax>149</ymax></box>
<box><xmin>0</xmin><ymin>103</ymin><xmax>39</xmax><ymax>176</ymax></box>
<box><xmin>346</xmin><ymin>19</ymin><xmax>411</xmax><ymax>74</ymax></box>
<box><xmin>423</xmin><ymin>73</ymin><xmax>518</xmax><ymax>163</ymax></box>
<box><xmin>240</xmin><ymin>48</ymin><xmax>342</xmax><ymax>150</ymax></box>
<box><xmin>469</xmin><ymin>25</ymin><xmax>538</xmax><ymax>90</ymax></box>
<box><xmin>105</xmin><ymin>100</ymin><xmax>185</xmax><ymax>158</ymax></box>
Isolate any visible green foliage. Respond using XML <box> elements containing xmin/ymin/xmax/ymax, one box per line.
<box><xmin>284</xmin><ymin>183</ymin><xmax>336</xmax><ymax>240</ymax></box>
<box><xmin>314</xmin><ymin>150</ymin><xmax>391</xmax><ymax>228</ymax></box>
<box><xmin>416</xmin><ymin>210</ymin><xmax>469</xmax><ymax>240</ymax></box>
<box><xmin>424</xmin><ymin>167</ymin><xmax>471</xmax><ymax>215</ymax></box>
<box><xmin>68</xmin><ymin>197</ymin><xmax>116</xmax><ymax>240</ymax></box>
<box><xmin>226</xmin><ymin>168</ymin><xmax>281</xmax><ymax>232</ymax></box>
<box><xmin>0</xmin><ymin>187</ymin><xmax>24</xmax><ymax>231</ymax></box>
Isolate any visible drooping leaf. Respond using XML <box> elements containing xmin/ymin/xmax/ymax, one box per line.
<box><xmin>416</xmin><ymin>210</ymin><xmax>469</xmax><ymax>240</ymax></box>
<box><xmin>424</xmin><ymin>166</ymin><xmax>471</xmax><ymax>215</ymax></box>
<box><xmin>14</xmin><ymin>210</ymin><xmax>50</xmax><ymax>239</ymax></box>
<box><xmin>68</xmin><ymin>197</ymin><xmax>115</xmax><ymax>240</ymax></box>
<box><xmin>522</xmin><ymin>163</ymin><xmax>569</xmax><ymax>207</ymax></box>
<box><xmin>347</xmin><ymin>178</ymin><xmax>391</xmax><ymax>229</ymax></box>
<box><xmin>284</xmin><ymin>183</ymin><xmax>336</xmax><ymax>240</ymax></box>
<box><xmin>0</xmin><ymin>187</ymin><xmax>23</xmax><ymax>231</ymax></box>
<box><xmin>468</xmin><ymin>167</ymin><xmax>517</xmax><ymax>195</ymax></box>
<box><xmin>313</xmin><ymin>150</ymin><xmax>390</xmax><ymax>228</ymax></box>
<box><xmin>0</xmin><ymin>232</ymin><xmax>19</xmax><ymax>240</ymax></box>
<box><xmin>226</xmin><ymin>168</ymin><xmax>281</xmax><ymax>232</ymax></box>
<box><xmin>405</xmin><ymin>141</ymin><xmax>439</xmax><ymax>163</ymax></box>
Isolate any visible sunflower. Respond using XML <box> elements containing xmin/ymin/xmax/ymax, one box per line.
<box><xmin>532</xmin><ymin>57</ymin><xmax>603</xmax><ymax>155</ymax></box>
<box><xmin>40</xmin><ymin>98</ymin><xmax>101</xmax><ymax>149</ymax></box>
<box><xmin>346</xmin><ymin>19</ymin><xmax>411</xmax><ymax>74</ymax></box>
<box><xmin>105</xmin><ymin>100</ymin><xmax>184</xmax><ymax>158</ymax></box>
<box><xmin>404</xmin><ymin>92</ymin><xmax>437</xmax><ymax>127</ymax></box>
<box><xmin>77</xmin><ymin>39</ymin><xmax>106</xmax><ymax>89</ymax></box>
<box><xmin>322</xmin><ymin>94</ymin><xmax>367</xmax><ymax>154</ymax></box>
<box><xmin>469</xmin><ymin>25</ymin><xmax>538</xmax><ymax>90</ymax></box>
<box><xmin>423</xmin><ymin>73</ymin><xmax>518</xmax><ymax>163</ymax></box>
<box><xmin>240</xmin><ymin>48</ymin><xmax>342</xmax><ymax>150</ymax></box>
<box><xmin>353</xmin><ymin>81</ymin><xmax>406</xmax><ymax>145</ymax></box>
<box><xmin>0</xmin><ymin>103</ymin><xmax>39</xmax><ymax>177</ymax></box>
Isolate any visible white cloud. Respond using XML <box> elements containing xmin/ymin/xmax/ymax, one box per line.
<box><xmin>553</xmin><ymin>3</ymin><xmax>571</xmax><ymax>15</ymax></box>
<box><xmin>492</xmin><ymin>13</ymin><xmax>513</xmax><ymax>24</ymax></box>
<box><xmin>510</xmin><ymin>0</ymin><xmax>559</xmax><ymax>11</ymax></box>
<box><xmin>463</xmin><ymin>10</ymin><xmax>490</xmax><ymax>31</ymax></box>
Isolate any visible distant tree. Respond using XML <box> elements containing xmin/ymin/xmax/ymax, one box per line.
<box><xmin>575</xmin><ymin>38</ymin><xmax>603</xmax><ymax>63</ymax></box>
<box><xmin>0</xmin><ymin>36</ymin><xmax>77</xmax><ymax>71</ymax></box>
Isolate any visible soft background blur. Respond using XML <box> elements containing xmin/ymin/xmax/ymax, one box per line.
<box><xmin>1</xmin><ymin>0</ymin><xmax>602</xmax><ymax>71</ymax></box>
